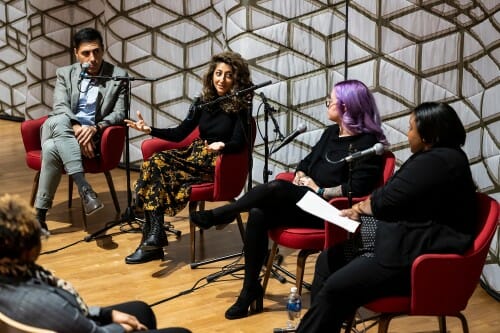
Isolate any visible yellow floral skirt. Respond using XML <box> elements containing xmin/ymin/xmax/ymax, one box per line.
<box><xmin>135</xmin><ymin>139</ymin><xmax>217</xmax><ymax>216</ymax></box>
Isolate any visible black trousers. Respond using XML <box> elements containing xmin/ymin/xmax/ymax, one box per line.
<box><xmin>213</xmin><ymin>180</ymin><xmax>324</xmax><ymax>291</ymax></box>
<box><xmin>296</xmin><ymin>244</ymin><xmax>411</xmax><ymax>333</ymax></box>
<box><xmin>105</xmin><ymin>301</ymin><xmax>191</xmax><ymax>333</ymax></box>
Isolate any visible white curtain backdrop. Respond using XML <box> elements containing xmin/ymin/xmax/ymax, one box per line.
<box><xmin>0</xmin><ymin>0</ymin><xmax>497</xmax><ymax>194</ymax></box>
<box><xmin>0</xmin><ymin>0</ymin><xmax>498</xmax><ymax>292</ymax></box>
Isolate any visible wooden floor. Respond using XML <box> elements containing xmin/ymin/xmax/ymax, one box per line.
<box><xmin>1</xmin><ymin>118</ymin><xmax>499</xmax><ymax>333</ymax></box>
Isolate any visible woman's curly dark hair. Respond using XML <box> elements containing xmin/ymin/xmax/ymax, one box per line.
<box><xmin>201</xmin><ymin>51</ymin><xmax>253</xmax><ymax>113</ymax></box>
<box><xmin>0</xmin><ymin>194</ymin><xmax>40</xmax><ymax>260</ymax></box>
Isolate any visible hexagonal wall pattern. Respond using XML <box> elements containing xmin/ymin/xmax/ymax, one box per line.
<box><xmin>0</xmin><ymin>0</ymin><xmax>498</xmax><ymax>200</ymax></box>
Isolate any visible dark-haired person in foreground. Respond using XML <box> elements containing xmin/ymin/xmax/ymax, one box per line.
<box><xmin>0</xmin><ymin>194</ymin><xmax>191</xmax><ymax>333</ymax></box>
<box><xmin>34</xmin><ymin>27</ymin><xmax>128</xmax><ymax>235</ymax></box>
<box><xmin>296</xmin><ymin>102</ymin><xmax>477</xmax><ymax>333</ymax></box>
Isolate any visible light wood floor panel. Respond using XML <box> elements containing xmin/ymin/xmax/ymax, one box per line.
<box><xmin>1</xmin><ymin>119</ymin><xmax>498</xmax><ymax>332</ymax></box>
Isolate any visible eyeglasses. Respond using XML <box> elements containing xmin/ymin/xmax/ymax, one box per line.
<box><xmin>326</xmin><ymin>99</ymin><xmax>344</xmax><ymax>108</ymax></box>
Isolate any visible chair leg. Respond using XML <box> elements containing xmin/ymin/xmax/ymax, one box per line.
<box><xmin>262</xmin><ymin>242</ymin><xmax>278</xmax><ymax>294</ymax></box>
<box><xmin>456</xmin><ymin>313</ymin><xmax>469</xmax><ymax>333</ymax></box>
<box><xmin>438</xmin><ymin>316</ymin><xmax>447</xmax><ymax>333</ymax></box>
<box><xmin>68</xmin><ymin>176</ymin><xmax>73</xmax><ymax>208</ymax></box>
<box><xmin>343</xmin><ymin>313</ymin><xmax>356</xmax><ymax>333</ymax></box>
<box><xmin>104</xmin><ymin>171</ymin><xmax>120</xmax><ymax>214</ymax></box>
<box><xmin>377</xmin><ymin>314</ymin><xmax>393</xmax><ymax>333</ymax></box>
<box><xmin>235</xmin><ymin>213</ymin><xmax>245</xmax><ymax>242</ymax></box>
<box><xmin>189</xmin><ymin>201</ymin><xmax>198</xmax><ymax>263</ymax></box>
<box><xmin>296</xmin><ymin>249</ymin><xmax>319</xmax><ymax>295</ymax></box>
<box><xmin>30</xmin><ymin>171</ymin><xmax>40</xmax><ymax>206</ymax></box>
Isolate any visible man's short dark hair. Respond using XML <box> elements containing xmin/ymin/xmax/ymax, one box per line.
<box><xmin>73</xmin><ymin>28</ymin><xmax>103</xmax><ymax>49</ymax></box>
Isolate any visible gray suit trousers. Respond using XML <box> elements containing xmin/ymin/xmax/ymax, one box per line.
<box><xmin>35</xmin><ymin>114</ymin><xmax>85</xmax><ymax>210</ymax></box>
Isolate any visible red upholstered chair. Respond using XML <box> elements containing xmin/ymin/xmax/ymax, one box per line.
<box><xmin>262</xmin><ymin>151</ymin><xmax>396</xmax><ymax>295</ymax></box>
<box><xmin>343</xmin><ymin>192</ymin><xmax>499</xmax><ymax>333</ymax></box>
<box><xmin>140</xmin><ymin>119</ymin><xmax>256</xmax><ymax>263</ymax></box>
<box><xmin>20</xmin><ymin>116</ymin><xmax>125</xmax><ymax>229</ymax></box>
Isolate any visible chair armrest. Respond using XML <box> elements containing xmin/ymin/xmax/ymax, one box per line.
<box><xmin>141</xmin><ymin>128</ymin><xmax>200</xmax><ymax>160</ymax></box>
<box><xmin>411</xmin><ymin>252</ymin><xmax>483</xmax><ymax>314</ymax></box>
<box><xmin>212</xmin><ymin>118</ymin><xmax>256</xmax><ymax>200</ymax></box>
<box><xmin>324</xmin><ymin>196</ymin><xmax>366</xmax><ymax>248</ymax></box>
<box><xmin>100</xmin><ymin>125</ymin><xmax>126</xmax><ymax>168</ymax></box>
<box><xmin>213</xmin><ymin>148</ymin><xmax>250</xmax><ymax>200</ymax></box>
<box><xmin>20</xmin><ymin>116</ymin><xmax>48</xmax><ymax>152</ymax></box>
<box><xmin>275</xmin><ymin>172</ymin><xmax>295</xmax><ymax>182</ymax></box>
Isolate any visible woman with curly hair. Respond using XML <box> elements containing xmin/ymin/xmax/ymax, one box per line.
<box><xmin>0</xmin><ymin>194</ymin><xmax>191</xmax><ymax>332</ymax></box>
<box><xmin>124</xmin><ymin>51</ymin><xmax>253</xmax><ymax>264</ymax></box>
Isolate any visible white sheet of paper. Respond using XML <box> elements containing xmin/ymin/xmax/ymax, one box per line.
<box><xmin>296</xmin><ymin>191</ymin><xmax>360</xmax><ymax>233</ymax></box>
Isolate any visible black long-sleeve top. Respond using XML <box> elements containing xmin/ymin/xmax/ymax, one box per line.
<box><xmin>149</xmin><ymin>99</ymin><xmax>249</xmax><ymax>154</ymax></box>
<box><xmin>296</xmin><ymin>124</ymin><xmax>383</xmax><ymax>197</ymax></box>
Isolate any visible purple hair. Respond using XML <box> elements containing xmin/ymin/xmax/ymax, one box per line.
<box><xmin>334</xmin><ymin>80</ymin><xmax>387</xmax><ymax>145</ymax></box>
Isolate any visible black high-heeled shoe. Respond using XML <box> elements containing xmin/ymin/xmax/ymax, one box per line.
<box><xmin>225</xmin><ymin>284</ymin><xmax>264</xmax><ymax>320</ymax></box>
<box><xmin>190</xmin><ymin>210</ymin><xmax>238</xmax><ymax>230</ymax></box>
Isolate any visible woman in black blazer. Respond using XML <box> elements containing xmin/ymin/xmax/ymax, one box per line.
<box><xmin>296</xmin><ymin>102</ymin><xmax>478</xmax><ymax>333</ymax></box>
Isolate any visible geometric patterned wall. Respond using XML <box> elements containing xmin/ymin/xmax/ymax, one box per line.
<box><xmin>0</xmin><ymin>0</ymin><xmax>498</xmax><ymax>201</ymax></box>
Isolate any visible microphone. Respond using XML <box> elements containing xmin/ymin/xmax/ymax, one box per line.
<box><xmin>235</xmin><ymin>80</ymin><xmax>272</xmax><ymax>96</ymax></box>
<box><xmin>259</xmin><ymin>91</ymin><xmax>270</xmax><ymax>106</ymax></box>
<box><xmin>341</xmin><ymin>143</ymin><xmax>385</xmax><ymax>163</ymax></box>
<box><xmin>78</xmin><ymin>62</ymin><xmax>90</xmax><ymax>83</ymax></box>
<box><xmin>271</xmin><ymin>123</ymin><xmax>307</xmax><ymax>154</ymax></box>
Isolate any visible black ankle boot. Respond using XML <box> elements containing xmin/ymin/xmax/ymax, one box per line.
<box><xmin>190</xmin><ymin>210</ymin><xmax>238</xmax><ymax>230</ymax></box>
<box><xmin>125</xmin><ymin>220</ymin><xmax>164</xmax><ymax>264</ymax></box>
<box><xmin>125</xmin><ymin>247</ymin><xmax>164</xmax><ymax>264</ymax></box>
<box><xmin>225</xmin><ymin>284</ymin><xmax>264</xmax><ymax>320</ymax></box>
<box><xmin>141</xmin><ymin>210</ymin><xmax>168</xmax><ymax>250</ymax></box>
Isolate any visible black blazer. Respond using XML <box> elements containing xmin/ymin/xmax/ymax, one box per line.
<box><xmin>370</xmin><ymin>147</ymin><xmax>477</xmax><ymax>267</ymax></box>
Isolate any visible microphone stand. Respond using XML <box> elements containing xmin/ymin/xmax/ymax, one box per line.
<box><xmin>83</xmin><ymin>73</ymin><xmax>158</xmax><ymax>242</ymax></box>
<box><xmin>257</xmin><ymin>94</ymin><xmax>290</xmax><ymax>285</ymax></box>
<box><xmin>262</xmin><ymin>95</ymin><xmax>284</xmax><ymax>183</ymax></box>
<box><xmin>346</xmin><ymin>144</ymin><xmax>354</xmax><ymax>208</ymax></box>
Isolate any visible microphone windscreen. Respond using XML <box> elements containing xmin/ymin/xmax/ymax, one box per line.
<box><xmin>374</xmin><ymin>143</ymin><xmax>385</xmax><ymax>155</ymax></box>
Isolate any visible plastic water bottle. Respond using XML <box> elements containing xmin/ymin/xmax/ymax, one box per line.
<box><xmin>286</xmin><ymin>286</ymin><xmax>302</xmax><ymax>329</ymax></box>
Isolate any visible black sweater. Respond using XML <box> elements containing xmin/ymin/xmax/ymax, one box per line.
<box><xmin>296</xmin><ymin>124</ymin><xmax>383</xmax><ymax>197</ymax></box>
<box><xmin>149</xmin><ymin>99</ymin><xmax>249</xmax><ymax>154</ymax></box>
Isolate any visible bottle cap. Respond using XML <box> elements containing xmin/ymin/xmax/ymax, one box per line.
<box><xmin>290</xmin><ymin>286</ymin><xmax>298</xmax><ymax>293</ymax></box>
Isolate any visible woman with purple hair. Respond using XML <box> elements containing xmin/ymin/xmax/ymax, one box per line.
<box><xmin>190</xmin><ymin>79</ymin><xmax>388</xmax><ymax>320</ymax></box>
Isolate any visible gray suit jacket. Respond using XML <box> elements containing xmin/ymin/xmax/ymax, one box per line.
<box><xmin>51</xmin><ymin>61</ymin><xmax>128</xmax><ymax>129</ymax></box>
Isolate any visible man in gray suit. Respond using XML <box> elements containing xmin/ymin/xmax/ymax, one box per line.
<box><xmin>35</xmin><ymin>28</ymin><xmax>127</xmax><ymax>235</ymax></box>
